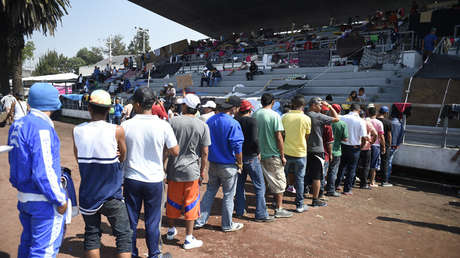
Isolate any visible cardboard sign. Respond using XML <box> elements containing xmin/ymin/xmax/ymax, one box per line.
<box><xmin>176</xmin><ymin>74</ymin><xmax>193</xmax><ymax>89</ymax></box>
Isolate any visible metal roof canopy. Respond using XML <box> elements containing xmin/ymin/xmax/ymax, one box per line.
<box><xmin>129</xmin><ymin>0</ymin><xmax>435</xmax><ymax>38</ymax></box>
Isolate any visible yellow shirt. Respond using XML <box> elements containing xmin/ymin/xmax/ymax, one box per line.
<box><xmin>282</xmin><ymin>110</ymin><xmax>312</xmax><ymax>157</ymax></box>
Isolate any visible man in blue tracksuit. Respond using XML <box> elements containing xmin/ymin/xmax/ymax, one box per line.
<box><xmin>8</xmin><ymin>82</ymin><xmax>68</xmax><ymax>258</ymax></box>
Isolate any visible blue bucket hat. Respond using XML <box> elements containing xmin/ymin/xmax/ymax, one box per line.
<box><xmin>28</xmin><ymin>83</ymin><xmax>62</xmax><ymax>111</ymax></box>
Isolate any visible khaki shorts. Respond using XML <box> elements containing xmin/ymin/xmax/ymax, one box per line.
<box><xmin>261</xmin><ymin>156</ymin><xmax>286</xmax><ymax>194</ymax></box>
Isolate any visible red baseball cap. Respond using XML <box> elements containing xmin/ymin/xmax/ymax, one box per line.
<box><xmin>331</xmin><ymin>104</ymin><xmax>342</xmax><ymax>113</ymax></box>
<box><xmin>239</xmin><ymin>99</ymin><xmax>253</xmax><ymax>112</ymax></box>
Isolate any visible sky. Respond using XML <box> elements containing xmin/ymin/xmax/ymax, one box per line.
<box><xmin>26</xmin><ymin>0</ymin><xmax>207</xmax><ymax>69</ymax></box>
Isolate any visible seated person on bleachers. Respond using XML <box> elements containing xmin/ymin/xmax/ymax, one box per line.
<box><xmin>200</xmin><ymin>68</ymin><xmax>211</xmax><ymax>87</ymax></box>
<box><xmin>210</xmin><ymin>69</ymin><xmax>222</xmax><ymax>87</ymax></box>
<box><xmin>246</xmin><ymin>61</ymin><xmax>258</xmax><ymax>81</ymax></box>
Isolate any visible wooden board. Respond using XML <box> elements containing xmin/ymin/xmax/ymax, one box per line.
<box><xmin>176</xmin><ymin>74</ymin><xmax>193</xmax><ymax>89</ymax></box>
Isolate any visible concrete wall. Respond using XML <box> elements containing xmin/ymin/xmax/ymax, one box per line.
<box><xmin>393</xmin><ymin>144</ymin><xmax>460</xmax><ymax>175</ymax></box>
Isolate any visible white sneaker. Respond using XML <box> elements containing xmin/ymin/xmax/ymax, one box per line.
<box><xmin>223</xmin><ymin>222</ymin><xmax>244</xmax><ymax>232</ymax></box>
<box><xmin>166</xmin><ymin>227</ymin><xmax>177</xmax><ymax>241</ymax></box>
<box><xmin>183</xmin><ymin>236</ymin><xmax>203</xmax><ymax>250</ymax></box>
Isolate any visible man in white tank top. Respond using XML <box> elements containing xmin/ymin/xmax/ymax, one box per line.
<box><xmin>8</xmin><ymin>93</ymin><xmax>28</xmax><ymax>122</ymax></box>
<box><xmin>72</xmin><ymin>90</ymin><xmax>132</xmax><ymax>258</ymax></box>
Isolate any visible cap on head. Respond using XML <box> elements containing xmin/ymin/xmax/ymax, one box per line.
<box><xmin>202</xmin><ymin>100</ymin><xmax>216</xmax><ymax>109</ymax></box>
<box><xmin>217</xmin><ymin>95</ymin><xmax>241</xmax><ymax>109</ymax></box>
<box><xmin>379</xmin><ymin>105</ymin><xmax>389</xmax><ymax>113</ymax></box>
<box><xmin>177</xmin><ymin>94</ymin><xmax>201</xmax><ymax>109</ymax></box>
<box><xmin>332</xmin><ymin>104</ymin><xmax>342</xmax><ymax>113</ymax></box>
<box><xmin>308</xmin><ymin>97</ymin><xmax>322</xmax><ymax>106</ymax></box>
<box><xmin>239</xmin><ymin>99</ymin><xmax>253</xmax><ymax>112</ymax></box>
<box><xmin>89</xmin><ymin>90</ymin><xmax>112</xmax><ymax>107</ymax></box>
<box><xmin>28</xmin><ymin>82</ymin><xmax>62</xmax><ymax>111</ymax></box>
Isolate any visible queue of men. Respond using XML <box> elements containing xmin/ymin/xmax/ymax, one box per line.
<box><xmin>8</xmin><ymin>84</ymin><xmax>403</xmax><ymax>258</ymax></box>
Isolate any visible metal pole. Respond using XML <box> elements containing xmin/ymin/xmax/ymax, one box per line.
<box><xmin>147</xmin><ymin>69</ymin><xmax>151</xmax><ymax>88</ymax></box>
<box><xmin>404</xmin><ymin>76</ymin><xmax>413</xmax><ymax>104</ymax></box>
<box><xmin>109</xmin><ymin>35</ymin><xmax>112</xmax><ymax>67</ymax></box>
<box><xmin>143</xmin><ymin>31</ymin><xmax>145</xmax><ymax>53</ymax></box>
<box><xmin>436</xmin><ymin>78</ymin><xmax>452</xmax><ymax>127</ymax></box>
<box><xmin>442</xmin><ymin>117</ymin><xmax>448</xmax><ymax>148</ymax></box>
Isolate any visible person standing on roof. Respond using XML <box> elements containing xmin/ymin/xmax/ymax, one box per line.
<box><xmin>9</xmin><ymin>83</ymin><xmax>68</xmax><ymax>258</ymax></box>
<box><xmin>73</xmin><ymin>90</ymin><xmax>132</xmax><ymax>258</ymax></box>
<box><xmin>422</xmin><ymin>28</ymin><xmax>438</xmax><ymax>61</ymax></box>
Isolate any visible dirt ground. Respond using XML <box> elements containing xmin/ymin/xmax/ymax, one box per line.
<box><xmin>0</xmin><ymin>121</ymin><xmax>459</xmax><ymax>258</ymax></box>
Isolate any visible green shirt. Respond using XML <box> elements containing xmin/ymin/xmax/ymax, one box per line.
<box><xmin>332</xmin><ymin>120</ymin><xmax>348</xmax><ymax>157</ymax></box>
<box><xmin>253</xmin><ymin>108</ymin><xmax>284</xmax><ymax>160</ymax></box>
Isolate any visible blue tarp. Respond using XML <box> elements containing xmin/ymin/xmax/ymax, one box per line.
<box><xmin>61</xmin><ymin>94</ymin><xmax>83</xmax><ymax>101</ymax></box>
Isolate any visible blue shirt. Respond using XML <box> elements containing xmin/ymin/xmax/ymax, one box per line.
<box><xmin>114</xmin><ymin>103</ymin><xmax>123</xmax><ymax>117</ymax></box>
<box><xmin>424</xmin><ymin>34</ymin><xmax>437</xmax><ymax>51</ymax></box>
<box><xmin>207</xmin><ymin>113</ymin><xmax>244</xmax><ymax>164</ymax></box>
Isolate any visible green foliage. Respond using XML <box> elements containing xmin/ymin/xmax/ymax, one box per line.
<box><xmin>76</xmin><ymin>47</ymin><xmax>104</xmax><ymax>65</ymax></box>
<box><xmin>128</xmin><ymin>29</ymin><xmax>151</xmax><ymax>54</ymax></box>
<box><xmin>66</xmin><ymin>56</ymin><xmax>86</xmax><ymax>74</ymax></box>
<box><xmin>21</xmin><ymin>41</ymin><xmax>35</xmax><ymax>62</ymax></box>
<box><xmin>104</xmin><ymin>34</ymin><xmax>128</xmax><ymax>56</ymax></box>
<box><xmin>4</xmin><ymin>0</ymin><xmax>71</xmax><ymax>36</ymax></box>
<box><xmin>33</xmin><ymin>50</ymin><xmax>74</xmax><ymax>76</ymax></box>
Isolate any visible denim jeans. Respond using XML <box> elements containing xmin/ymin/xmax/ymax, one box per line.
<box><xmin>326</xmin><ymin>156</ymin><xmax>341</xmax><ymax>193</ymax></box>
<box><xmin>235</xmin><ymin>156</ymin><xmax>269</xmax><ymax>219</ymax></box>
<box><xmin>284</xmin><ymin>155</ymin><xmax>307</xmax><ymax>208</ymax></box>
<box><xmin>385</xmin><ymin>148</ymin><xmax>398</xmax><ymax>182</ymax></box>
<box><xmin>340</xmin><ymin>145</ymin><xmax>361</xmax><ymax>193</ymax></box>
<box><xmin>210</xmin><ymin>77</ymin><xmax>221</xmax><ymax>86</ymax></box>
<box><xmin>196</xmin><ymin>162</ymin><xmax>238</xmax><ymax>230</ymax></box>
<box><xmin>320</xmin><ymin>161</ymin><xmax>329</xmax><ymax>195</ymax></box>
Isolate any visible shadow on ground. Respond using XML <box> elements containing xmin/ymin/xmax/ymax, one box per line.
<box><xmin>376</xmin><ymin>216</ymin><xmax>460</xmax><ymax>235</ymax></box>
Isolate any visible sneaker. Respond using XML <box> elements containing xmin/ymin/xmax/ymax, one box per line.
<box><xmin>274</xmin><ymin>208</ymin><xmax>293</xmax><ymax>218</ymax></box>
<box><xmin>286</xmin><ymin>185</ymin><xmax>296</xmax><ymax>194</ymax></box>
<box><xmin>166</xmin><ymin>227</ymin><xmax>177</xmax><ymax>241</ymax></box>
<box><xmin>312</xmin><ymin>199</ymin><xmax>328</xmax><ymax>207</ymax></box>
<box><xmin>360</xmin><ymin>185</ymin><xmax>371</xmax><ymax>190</ymax></box>
<box><xmin>381</xmin><ymin>182</ymin><xmax>393</xmax><ymax>187</ymax></box>
<box><xmin>223</xmin><ymin>222</ymin><xmax>244</xmax><ymax>232</ymax></box>
<box><xmin>193</xmin><ymin>223</ymin><xmax>204</xmax><ymax>229</ymax></box>
<box><xmin>159</xmin><ymin>253</ymin><xmax>172</xmax><ymax>258</ymax></box>
<box><xmin>255</xmin><ymin>215</ymin><xmax>275</xmax><ymax>223</ymax></box>
<box><xmin>342</xmin><ymin>191</ymin><xmax>353</xmax><ymax>196</ymax></box>
<box><xmin>183</xmin><ymin>236</ymin><xmax>203</xmax><ymax>250</ymax></box>
<box><xmin>325</xmin><ymin>191</ymin><xmax>341</xmax><ymax>197</ymax></box>
<box><xmin>295</xmin><ymin>204</ymin><xmax>309</xmax><ymax>213</ymax></box>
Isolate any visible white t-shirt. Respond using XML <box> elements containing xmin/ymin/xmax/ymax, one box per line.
<box><xmin>340</xmin><ymin>112</ymin><xmax>367</xmax><ymax>146</ymax></box>
<box><xmin>199</xmin><ymin>111</ymin><xmax>215</xmax><ymax>122</ymax></box>
<box><xmin>1</xmin><ymin>95</ymin><xmax>16</xmax><ymax>110</ymax></box>
<box><xmin>14</xmin><ymin>100</ymin><xmax>27</xmax><ymax>121</ymax></box>
<box><xmin>121</xmin><ymin>114</ymin><xmax>177</xmax><ymax>183</ymax></box>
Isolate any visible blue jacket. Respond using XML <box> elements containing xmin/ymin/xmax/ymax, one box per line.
<box><xmin>8</xmin><ymin>109</ymin><xmax>67</xmax><ymax>206</ymax></box>
<box><xmin>207</xmin><ymin>113</ymin><xmax>244</xmax><ymax>164</ymax></box>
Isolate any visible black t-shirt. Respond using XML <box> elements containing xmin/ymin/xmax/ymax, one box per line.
<box><xmin>236</xmin><ymin>116</ymin><xmax>260</xmax><ymax>157</ymax></box>
<box><xmin>377</xmin><ymin>117</ymin><xmax>392</xmax><ymax>147</ymax></box>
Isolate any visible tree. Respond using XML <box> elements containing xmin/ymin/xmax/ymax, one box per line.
<box><xmin>33</xmin><ymin>50</ymin><xmax>68</xmax><ymax>76</ymax></box>
<box><xmin>104</xmin><ymin>34</ymin><xmax>128</xmax><ymax>56</ymax></box>
<box><xmin>0</xmin><ymin>0</ymin><xmax>70</xmax><ymax>95</ymax></box>
<box><xmin>76</xmin><ymin>47</ymin><xmax>104</xmax><ymax>65</ymax></box>
<box><xmin>128</xmin><ymin>29</ymin><xmax>151</xmax><ymax>54</ymax></box>
<box><xmin>22</xmin><ymin>41</ymin><xmax>35</xmax><ymax>62</ymax></box>
<box><xmin>66</xmin><ymin>56</ymin><xmax>86</xmax><ymax>74</ymax></box>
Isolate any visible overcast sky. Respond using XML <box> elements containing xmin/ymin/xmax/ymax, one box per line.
<box><xmin>26</xmin><ymin>0</ymin><xmax>207</xmax><ymax>69</ymax></box>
